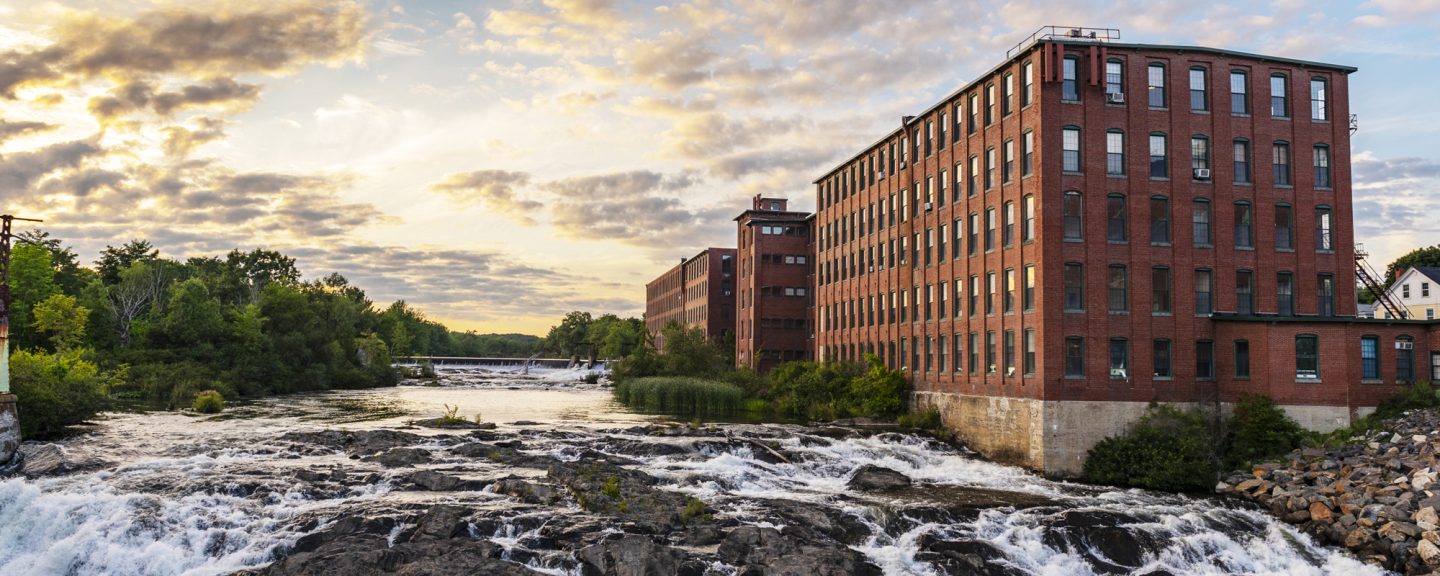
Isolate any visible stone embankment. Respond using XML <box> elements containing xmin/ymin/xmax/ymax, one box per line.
<box><xmin>1218</xmin><ymin>409</ymin><xmax>1440</xmax><ymax>574</ymax></box>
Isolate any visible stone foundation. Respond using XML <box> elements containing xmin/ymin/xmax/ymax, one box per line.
<box><xmin>914</xmin><ymin>391</ymin><xmax>1355</xmax><ymax>478</ymax></box>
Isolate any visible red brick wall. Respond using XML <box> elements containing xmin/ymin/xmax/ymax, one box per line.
<box><xmin>736</xmin><ymin>212</ymin><xmax>813</xmax><ymax>372</ymax></box>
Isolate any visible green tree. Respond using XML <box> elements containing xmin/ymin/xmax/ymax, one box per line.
<box><xmin>96</xmin><ymin>239</ymin><xmax>159</xmax><ymax>285</ymax></box>
<box><xmin>10</xmin><ymin>349</ymin><xmax>115</xmax><ymax>437</ymax></box>
<box><xmin>31</xmin><ymin>293</ymin><xmax>90</xmax><ymax>350</ymax></box>
<box><xmin>158</xmin><ymin>278</ymin><xmax>227</xmax><ymax>354</ymax></box>
<box><xmin>848</xmin><ymin>354</ymin><xmax>909</xmax><ymax>419</ymax></box>
<box><xmin>8</xmin><ymin>243</ymin><xmax>58</xmax><ymax>350</ymax></box>
<box><xmin>544</xmin><ymin>311</ymin><xmax>593</xmax><ymax>358</ymax></box>
<box><xmin>18</xmin><ymin>229</ymin><xmax>90</xmax><ymax>295</ymax></box>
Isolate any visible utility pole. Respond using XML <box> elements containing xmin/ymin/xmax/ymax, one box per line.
<box><xmin>0</xmin><ymin>214</ymin><xmax>43</xmax><ymax>467</ymax></box>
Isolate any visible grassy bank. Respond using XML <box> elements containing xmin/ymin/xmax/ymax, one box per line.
<box><xmin>615</xmin><ymin>377</ymin><xmax>745</xmax><ymax>416</ymax></box>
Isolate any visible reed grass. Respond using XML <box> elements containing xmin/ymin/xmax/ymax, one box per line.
<box><xmin>614</xmin><ymin>377</ymin><xmax>744</xmax><ymax>416</ymax></box>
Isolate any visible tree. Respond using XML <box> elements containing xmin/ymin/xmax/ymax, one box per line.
<box><xmin>18</xmin><ymin>229</ymin><xmax>89</xmax><ymax>295</ymax></box>
<box><xmin>96</xmin><ymin>239</ymin><xmax>159</xmax><ymax>285</ymax></box>
<box><xmin>31</xmin><ymin>293</ymin><xmax>90</xmax><ymax>350</ymax></box>
<box><xmin>544</xmin><ymin>311</ymin><xmax>593</xmax><ymax>358</ymax></box>
<box><xmin>1385</xmin><ymin>245</ymin><xmax>1440</xmax><ymax>288</ymax></box>
<box><xmin>107</xmin><ymin>261</ymin><xmax>168</xmax><ymax>348</ymax></box>
<box><xmin>158</xmin><ymin>278</ymin><xmax>226</xmax><ymax>353</ymax></box>
<box><xmin>8</xmin><ymin>243</ymin><xmax>58</xmax><ymax>349</ymax></box>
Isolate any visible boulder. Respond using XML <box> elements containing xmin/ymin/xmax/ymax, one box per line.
<box><xmin>577</xmin><ymin>535</ymin><xmax>704</xmax><ymax>576</ymax></box>
<box><xmin>1421</xmin><ymin>539</ymin><xmax>1440</xmax><ymax>567</ymax></box>
<box><xmin>363</xmin><ymin>447</ymin><xmax>432</xmax><ymax>468</ymax></box>
<box><xmin>1308</xmin><ymin>501</ymin><xmax>1333</xmax><ymax>523</ymax></box>
<box><xmin>846</xmin><ymin>465</ymin><xmax>912</xmax><ymax>491</ymax></box>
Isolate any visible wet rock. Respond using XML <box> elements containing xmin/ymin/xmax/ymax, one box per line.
<box><xmin>916</xmin><ymin>538</ymin><xmax>1026</xmax><ymax>576</ymax></box>
<box><xmin>412</xmin><ymin>418</ymin><xmax>496</xmax><ymax>430</ymax></box>
<box><xmin>545</xmin><ymin>458</ymin><xmax>694</xmax><ymax>534</ymax></box>
<box><xmin>492</xmin><ymin>478</ymin><xmax>562</xmax><ymax>505</ymax></box>
<box><xmin>408</xmin><ymin>504</ymin><xmax>470</xmax><ymax>541</ymax></box>
<box><xmin>717</xmin><ymin>526</ymin><xmax>882</xmax><ymax>576</ymax></box>
<box><xmin>362</xmin><ymin>447</ymin><xmax>431</xmax><ymax>468</ymax></box>
<box><xmin>576</xmin><ymin>535</ymin><xmax>704</xmax><ymax>576</ymax></box>
<box><xmin>846</xmin><ymin>464</ymin><xmax>912</xmax><ymax>491</ymax></box>
<box><xmin>280</xmin><ymin>430</ymin><xmax>425</xmax><ymax>456</ymax></box>
<box><xmin>408</xmin><ymin>470</ymin><xmax>465</xmax><ymax>491</ymax></box>
<box><xmin>18</xmin><ymin>443</ymin><xmax>113</xmax><ymax>478</ymax></box>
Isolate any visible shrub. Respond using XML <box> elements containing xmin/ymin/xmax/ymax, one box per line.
<box><xmin>1222</xmin><ymin>395</ymin><xmax>1304</xmax><ymax>470</ymax></box>
<box><xmin>1083</xmin><ymin>404</ymin><xmax>1217</xmax><ymax>492</ymax></box>
<box><xmin>10</xmin><ymin>349</ymin><xmax>114</xmax><ymax>437</ymax></box>
<box><xmin>582</xmin><ymin>373</ymin><xmax>600</xmax><ymax>384</ymax></box>
<box><xmin>848</xmin><ymin>355</ymin><xmax>909</xmax><ymax>419</ymax></box>
<box><xmin>613</xmin><ymin>377</ymin><xmax>743</xmax><ymax>416</ymax></box>
<box><xmin>192</xmin><ymin>390</ymin><xmax>225</xmax><ymax>414</ymax></box>
<box><xmin>897</xmin><ymin>408</ymin><xmax>942</xmax><ymax>430</ymax></box>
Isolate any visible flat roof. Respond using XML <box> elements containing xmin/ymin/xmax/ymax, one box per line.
<box><xmin>813</xmin><ymin>40</ymin><xmax>1357</xmax><ymax>183</ymax></box>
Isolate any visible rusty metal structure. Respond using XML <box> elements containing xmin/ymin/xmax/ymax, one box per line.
<box><xmin>0</xmin><ymin>214</ymin><xmax>42</xmax><ymax>467</ymax></box>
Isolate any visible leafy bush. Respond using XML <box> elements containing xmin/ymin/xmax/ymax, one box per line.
<box><xmin>897</xmin><ymin>408</ymin><xmax>942</xmax><ymax>430</ymax></box>
<box><xmin>582</xmin><ymin>373</ymin><xmax>600</xmax><ymax>384</ymax></box>
<box><xmin>850</xmin><ymin>355</ymin><xmax>909</xmax><ymax>419</ymax></box>
<box><xmin>613</xmin><ymin>377</ymin><xmax>743</xmax><ymax>416</ymax></box>
<box><xmin>192</xmin><ymin>390</ymin><xmax>225</xmax><ymax>413</ymax></box>
<box><xmin>1221</xmin><ymin>395</ymin><xmax>1304</xmax><ymax>469</ymax></box>
<box><xmin>10</xmin><ymin>349</ymin><xmax>115</xmax><ymax>437</ymax></box>
<box><xmin>1083</xmin><ymin>404</ymin><xmax>1217</xmax><ymax>492</ymax></box>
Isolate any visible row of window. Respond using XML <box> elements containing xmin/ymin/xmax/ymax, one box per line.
<box><xmin>1069</xmin><ymin>58</ymin><xmax>1331</xmax><ymax>122</ymax></box>
<box><xmin>1064</xmin><ymin>127</ymin><xmax>1333</xmax><ymax>188</ymax></box>
<box><xmin>823</xmin><ymin>329</ymin><xmax>1040</xmax><ymax>376</ymax></box>
<box><xmin>758</xmin><ymin>254</ymin><xmax>808</xmax><ymax>265</ymax></box>
<box><xmin>820</xmin><ymin>198</ymin><xmax>1037</xmax><ymax>284</ymax></box>
<box><xmin>821</xmin><ymin>266</ymin><xmax>1038</xmax><ymax>331</ymax></box>
<box><xmin>1061</xmin><ymin>192</ymin><xmax>1334</xmax><ymax>251</ymax></box>
<box><xmin>1062</xmin><ymin>265</ymin><xmax>1336</xmax><ymax>316</ymax></box>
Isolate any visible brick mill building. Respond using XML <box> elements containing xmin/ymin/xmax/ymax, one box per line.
<box><xmin>735</xmin><ymin>196</ymin><xmax>815</xmax><ymax>372</ymax></box>
<box><xmin>809</xmin><ymin>27</ymin><xmax>1440</xmax><ymax>476</ymax></box>
<box><xmin>643</xmin><ymin>248</ymin><xmax>737</xmax><ymax>351</ymax></box>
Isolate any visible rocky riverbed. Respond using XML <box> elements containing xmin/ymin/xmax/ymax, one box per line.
<box><xmin>0</xmin><ymin>366</ymin><xmax>1389</xmax><ymax>575</ymax></box>
<box><xmin>1218</xmin><ymin>409</ymin><xmax>1440</xmax><ymax>574</ymax></box>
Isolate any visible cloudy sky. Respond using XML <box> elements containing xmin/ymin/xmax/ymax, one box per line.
<box><xmin>0</xmin><ymin>0</ymin><xmax>1436</xmax><ymax>334</ymax></box>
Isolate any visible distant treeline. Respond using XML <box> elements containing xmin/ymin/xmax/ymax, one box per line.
<box><xmin>5</xmin><ymin>231</ymin><xmax>641</xmax><ymax>436</ymax></box>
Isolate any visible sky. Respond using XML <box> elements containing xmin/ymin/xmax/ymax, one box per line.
<box><xmin>0</xmin><ymin>0</ymin><xmax>1437</xmax><ymax>335</ymax></box>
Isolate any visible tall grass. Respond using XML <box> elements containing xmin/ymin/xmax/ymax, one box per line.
<box><xmin>614</xmin><ymin>377</ymin><xmax>744</xmax><ymax>416</ymax></box>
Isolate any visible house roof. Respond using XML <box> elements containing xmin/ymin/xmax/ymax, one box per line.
<box><xmin>1413</xmin><ymin>267</ymin><xmax>1440</xmax><ymax>285</ymax></box>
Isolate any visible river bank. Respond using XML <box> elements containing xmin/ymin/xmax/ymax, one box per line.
<box><xmin>1218</xmin><ymin>408</ymin><xmax>1440</xmax><ymax>574</ymax></box>
<box><xmin>0</xmin><ymin>366</ymin><xmax>1385</xmax><ymax>575</ymax></box>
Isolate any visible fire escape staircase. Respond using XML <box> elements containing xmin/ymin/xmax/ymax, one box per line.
<box><xmin>1356</xmin><ymin>244</ymin><xmax>1407</xmax><ymax>319</ymax></box>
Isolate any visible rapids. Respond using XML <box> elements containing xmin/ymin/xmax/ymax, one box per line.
<box><xmin>0</xmin><ymin>365</ymin><xmax>1391</xmax><ymax>575</ymax></box>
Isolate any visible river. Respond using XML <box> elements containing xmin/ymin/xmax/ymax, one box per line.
<box><xmin>0</xmin><ymin>365</ymin><xmax>1389</xmax><ymax>575</ymax></box>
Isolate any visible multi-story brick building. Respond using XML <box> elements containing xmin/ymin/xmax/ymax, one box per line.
<box><xmin>644</xmin><ymin>248</ymin><xmax>736</xmax><ymax>351</ymax></box>
<box><xmin>809</xmin><ymin>27</ymin><xmax>1430</xmax><ymax>475</ymax></box>
<box><xmin>735</xmin><ymin>196</ymin><xmax>814</xmax><ymax>372</ymax></box>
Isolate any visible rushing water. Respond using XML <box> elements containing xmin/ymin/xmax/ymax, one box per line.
<box><xmin>0</xmin><ymin>365</ymin><xmax>1390</xmax><ymax>575</ymax></box>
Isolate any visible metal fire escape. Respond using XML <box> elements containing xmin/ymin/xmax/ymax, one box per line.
<box><xmin>1356</xmin><ymin>243</ymin><xmax>1406</xmax><ymax>319</ymax></box>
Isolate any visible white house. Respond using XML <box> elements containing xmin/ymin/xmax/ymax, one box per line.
<box><xmin>1380</xmin><ymin>267</ymin><xmax>1440</xmax><ymax>320</ymax></box>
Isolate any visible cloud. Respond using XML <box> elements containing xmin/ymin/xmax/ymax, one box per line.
<box><xmin>540</xmin><ymin>170</ymin><xmax>724</xmax><ymax>244</ymax></box>
<box><xmin>428</xmin><ymin>170</ymin><xmax>542</xmax><ymax>224</ymax></box>
<box><xmin>161</xmin><ymin>116</ymin><xmax>226</xmax><ymax>157</ymax></box>
<box><xmin>88</xmin><ymin>77</ymin><xmax>263</xmax><ymax>121</ymax></box>
<box><xmin>0</xmin><ymin>138</ymin><xmax>103</xmax><ymax>195</ymax></box>
<box><xmin>0</xmin><ymin>118</ymin><xmax>56</xmax><ymax>144</ymax></box>
<box><xmin>1352</xmin><ymin>152</ymin><xmax>1440</xmax><ymax>268</ymax></box>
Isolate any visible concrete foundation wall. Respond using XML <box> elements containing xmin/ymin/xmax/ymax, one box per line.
<box><xmin>916</xmin><ymin>390</ymin><xmax>1356</xmax><ymax>477</ymax></box>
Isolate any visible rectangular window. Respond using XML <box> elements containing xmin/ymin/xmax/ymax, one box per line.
<box><xmin>1235</xmin><ymin>340</ymin><xmax>1250</xmax><ymax>378</ymax></box>
<box><xmin>1237</xmin><ymin>270</ymin><xmax>1254</xmax><ymax>315</ymax></box>
<box><xmin>1314</xmin><ymin>146</ymin><xmax>1332</xmax><ymax>188</ymax></box>
<box><xmin>1316</xmin><ymin>207</ymin><xmax>1332</xmax><ymax>251</ymax></box>
<box><xmin>1399</xmin><ymin>340</ymin><xmax>1416</xmax><ymax>384</ymax></box>
<box><xmin>1108</xmin><ymin>265</ymin><xmax>1128</xmax><ymax>312</ymax></box>
<box><xmin>1063</xmin><ymin>192</ymin><xmax>1083</xmax><ymax>240</ymax></box>
<box><xmin>1234</xmin><ymin>203</ymin><xmax>1253</xmax><ymax>248</ymax></box>
<box><xmin>1191</xmin><ymin>136</ymin><xmax>1210</xmax><ymax>171</ymax></box>
<box><xmin>986</xmin><ymin>272</ymin><xmax>996</xmax><ymax>315</ymax></box>
<box><xmin>985</xmin><ymin>147</ymin><xmax>996</xmax><ymax>189</ymax></box>
<box><xmin>1271</xmin><ymin>74</ymin><xmax>1289</xmax><ymax>118</ymax></box>
<box><xmin>1106</xmin><ymin>131</ymin><xmax>1125</xmax><ymax>175</ymax></box>
<box><xmin>1022</xmin><ymin>131</ymin><xmax>1034</xmax><ymax>176</ymax></box>
<box><xmin>1022</xmin><ymin>61</ymin><xmax>1035</xmax><ymax>106</ymax></box>
<box><xmin>969</xmin><ymin>275</ymin><xmax>978</xmax><ymax>316</ymax></box>
<box><xmin>967</xmin><ymin>94</ymin><xmax>977</xmax><ymax>134</ymax></box>
<box><xmin>1106</xmin><ymin>60</ymin><xmax>1123</xmax><ymax>95</ymax></box>
<box><xmin>1023</xmin><ymin>195</ymin><xmax>1035</xmax><ymax>241</ymax></box>
<box><xmin>1152</xmin><ymin>267</ymin><xmax>1172</xmax><ymax>314</ymax></box>
<box><xmin>985</xmin><ymin>83</ymin><xmax>995</xmax><ymax>125</ymax></box>
<box><xmin>968</xmin><ymin>155</ymin><xmax>978</xmax><ymax>196</ymax></box>
<box><xmin>1192</xmin><ymin>200</ymin><xmax>1212</xmax><ymax>246</ymax></box>
<box><xmin>1189</xmin><ymin>67</ymin><xmax>1207</xmax><ymax>111</ymax></box>
<box><xmin>1062</xmin><ymin>58</ymin><xmax>1079</xmax><ymax>101</ymax></box>
<box><xmin>1064</xmin><ymin>263</ymin><xmax>1084</xmax><ymax>311</ymax></box>
<box><xmin>1273</xmin><ymin>142</ymin><xmax>1291</xmax><ymax>186</ymax></box>
<box><xmin>1150</xmin><ymin>196</ymin><xmax>1170</xmax><ymax>244</ymax></box>
<box><xmin>1107</xmin><ymin>195</ymin><xmax>1127</xmax><ymax>242</ymax></box>
<box><xmin>1005</xmin><ymin>268</ymin><xmax>1015</xmax><ymax>313</ymax></box>
<box><xmin>1024</xmin><ymin>329</ymin><xmax>1036</xmax><ymax>375</ymax></box>
<box><xmin>969</xmin><ymin>332</ymin><xmax>979</xmax><ymax>374</ymax></box>
<box><xmin>1003</xmin><ymin>203</ymin><xmax>1015</xmax><ymax>247</ymax></box>
<box><xmin>1318</xmin><ymin>274</ymin><xmax>1335</xmax><ymax>317</ymax></box>
<box><xmin>1063</xmin><ymin>128</ymin><xmax>1081</xmax><ymax>172</ymax></box>
<box><xmin>1197</xmin><ymin>340</ymin><xmax>1215</xmax><ymax>380</ymax></box>
<box><xmin>1065</xmin><ymin>337</ymin><xmax>1084</xmax><ymax>377</ymax></box>
<box><xmin>1296</xmin><ymin>335</ymin><xmax>1318</xmax><ymax>379</ymax></box>
<box><xmin>968</xmin><ymin>212</ymin><xmax>978</xmax><ymax>255</ymax></box>
<box><xmin>986</xmin><ymin>331</ymin><xmax>996</xmax><ymax>373</ymax></box>
<box><xmin>1275</xmin><ymin>204</ymin><xmax>1293</xmax><ymax>250</ymax></box>
<box><xmin>1361</xmin><ymin>336</ymin><xmax>1379</xmax><ymax>379</ymax></box>
<box><xmin>1003</xmin><ymin>73</ymin><xmax>1014</xmax><ymax>116</ymax></box>
<box><xmin>1003</xmin><ymin>139</ymin><xmax>1014</xmax><ymax>183</ymax></box>
<box><xmin>1109</xmin><ymin>339</ymin><xmax>1129</xmax><ymax>379</ymax></box>
<box><xmin>1023</xmin><ymin>264</ymin><xmax>1036</xmax><ymax>311</ymax></box>
<box><xmin>1233</xmin><ymin>140</ymin><xmax>1251</xmax><ymax>184</ymax></box>
<box><xmin>953</xmin><ymin>334</ymin><xmax>963</xmax><ymax>373</ymax></box>
<box><xmin>1149</xmin><ymin>134</ymin><xmax>1167</xmax><ymax>178</ymax></box>
<box><xmin>1311</xmin><ymin>78</ymin><xmax>1328</xmax><ymax>121</ymax></box>
<box><xmin>1153</xmin><ymin>340</ymin><xmax>1173</xmax><ymax>378</ymax></box>
<box><xmin>1277</xmin><ymin>272</ymin><xmax>1294</xmax><ymax>316</ymax></box>
<box><xmin>938</xmin><ymin>336</ymin><xmax>946</xmax><ymax>372</ymax></box>
<box><xmin>1230</xmin><ymin>70</ymin><xmax>1248</xmax><ymax>114</ymax></box>
<box><xmin>985</xmin><ymin>208</ymin><xmax>996</xmax><ymax>251</ymax></box>
<box><xmin>1004</xmin><ymin>330</ymin><xmax>1015</xmax><ymax>374</ymax></box>
<box><xmin>1147</xmin><ymin>63</ymin><xmax>1165</xmax><ymax>108</ymax></box>
<box><xmin>1195</xmin><ymin>269</ymin><xmax>1213</xmax><ymax>315</ymax></box>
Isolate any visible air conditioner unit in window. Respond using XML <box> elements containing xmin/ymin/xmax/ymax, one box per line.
<box><xmin>1106</xmin><ymin>92</ymin><xmax>1126</xmax><ymax>104</ymax></box>
<box><xmin>1192</xmin><ymin>168</ymin><xmax>1212</xmax><ymax>180</ymax></box>
<box><xmin>924</xmin><ymin>202</ymin><xmax>933</xmax><ymax>211</ymax></box>
<box><xmin>1397</xmin><ymin>341</ymin><xmax>1415</xmax><ymax>350</ymax></box>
